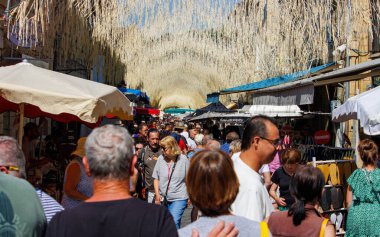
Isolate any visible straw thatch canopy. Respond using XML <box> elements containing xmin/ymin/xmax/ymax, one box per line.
<box><xmin>7</xmin><ymin>0</ymin><xmax>380</xmax><ymax>109</ymax></box>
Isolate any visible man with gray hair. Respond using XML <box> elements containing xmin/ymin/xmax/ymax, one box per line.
<box><xmin>0</xmin><ymin>136</ymin><xmax>63</xmax><ymax>222</ymax></box>
<box><xmin>46</xmin><ymin>125</ymin><xmax>177</xmax><ymax>237</ymax></box>
<box><xmin>206</xmin><ymin>139</ymin><xmax>221</xmax><ymax>151</ymax></box>
<box><xmin>0</xmin><ymin>136</ymin><xmax>46</xmax><ymax>236</ymax></box>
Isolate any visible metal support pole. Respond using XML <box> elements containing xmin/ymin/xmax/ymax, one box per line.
<box><xmin>342</xmin><ymin>0</ymin><xmax>351</xmax><ymax>144</ymax></box>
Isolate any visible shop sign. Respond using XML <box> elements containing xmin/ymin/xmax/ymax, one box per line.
<box><xmin>314</xmin><ymin>130</ymin><xmax>331</xmax><ymax>144</ymax></box>
<box><xmin>281</xmin><ymin>124</ymin><xmax>293</xmax><ymax>133</ymax></box>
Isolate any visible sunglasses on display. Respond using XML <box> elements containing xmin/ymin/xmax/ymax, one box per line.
<box><xmin>259</xmin><ymin>136</ymin><xmax>282</xmax><ymax>147</ymax></box>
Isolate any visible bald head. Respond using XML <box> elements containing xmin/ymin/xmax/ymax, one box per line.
<box><xmin>206</xmin><ymin>139</ymin><xmax>221</xmax><ymax>151</ymax></box>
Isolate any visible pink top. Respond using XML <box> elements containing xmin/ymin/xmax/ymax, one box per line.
<box><xmin>269</xmin><ymin>151</ymin><xmax>281</xmax><ymax>173</ymax></box>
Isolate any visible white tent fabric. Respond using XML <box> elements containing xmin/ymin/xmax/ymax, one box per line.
<box><xmin>0</xmin><ymin>61</ymin><xmax>133</xmax><ymax>124</ymax></box>
<box><xmin>332</xmin><ymin>86</ymin><xmax>380</xmax><ymax>135</ymax></box>
<box><xmin>187</xmin><ymin>111</ymin><xmax>251</xmax><ymax>122</ymax></box>
<box><xmin>241</xmin><ymin>105</ymin><xmax>303</xmax><ymax>117</ymax></box>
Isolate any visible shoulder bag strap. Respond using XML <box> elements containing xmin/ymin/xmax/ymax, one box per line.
<box><xmin>259</xmin><ymin>221</ymin><xmax>269</xmax><ymax>237</ymax></box>
<box><xmin>140</xmin><ymin>147</ymin><xmax>146</xmax><ymax>187</ymax></box>
<box><xmin>362</xmin><ymin>169</ymin><xmax>380</xmax><ymax>200</ymax></box>
<box><xmin>165</xmin><ymin>155</ymin><xmax>179</xmax><ymax>197</ymax></box>
<box><xmin>319</xmin><ymin>218</ymin><xmax>329</xmax><ymax>237</ymax></box>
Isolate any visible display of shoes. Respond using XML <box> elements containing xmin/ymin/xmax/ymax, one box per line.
<box><xmin>320</xmin><ymin>187</ymin><xmax>331</xmax><ymax>211</ymax></box>
<box><xmin>330</xmin><ymin>186</ymin><xmax>344</xmax><ymax>209</ymax></box>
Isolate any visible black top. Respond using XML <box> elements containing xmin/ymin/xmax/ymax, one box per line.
<box><xmin>271</xmin><ymin>167</ymin><xmax>295</xmax><ymax>207</ymax></box>
<box><xmin>46</xmin><ymin>198</ymin><xmax>177</xmax><ymax>237</ymax></box>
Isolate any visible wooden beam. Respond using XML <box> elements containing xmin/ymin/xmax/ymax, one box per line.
<box><xmin>314</xmin><ymin>69</ymin><xmax>380</xmax><ymax>86</ymax></box>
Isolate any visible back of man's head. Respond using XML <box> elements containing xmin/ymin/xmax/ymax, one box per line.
<box><xmin>226</xmin><ymin>131</ymin><xmax>239</xmax><ymax>143</ymax></box>
<box><xmin>0</xmin><ymin>136</ymin><xmax>27</xmax><ymax>178</ymax></box>
<box><xmin>24</xmin><ymin>122</ymin><xmax>38</xmax><ymax>138</ymax></box>
<box><xmin>206</xmin><ymin>139</ymin><xmax>221</xmax><ymax>151</ymax></box>
<box><xmin>85</xmin><ymin>125</ymin><xmax>134</xmax><ymax>180</ymax></box>
<box><xmin>241</xmin><ymin>115</ymin><xmax>276</xmax><ymax>151</ymax></box>
<box><xmin>138</xmin><ymin>123</ymin><xmax>148</xmax><ymax>134</ymax></box>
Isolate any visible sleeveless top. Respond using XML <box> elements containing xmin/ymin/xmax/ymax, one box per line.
<box><xmin>268</xmin><ymin>204</ymin><xmax>330</xmax><ymax>237</ymax></box>
<box><xmin>61</xmin><ymin>157</ymin><xmax>93</xmax><ymax>209</ymax></box>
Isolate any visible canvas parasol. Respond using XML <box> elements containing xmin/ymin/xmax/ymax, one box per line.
<box><xmin>0</xmin><ymin>60</ymin><xmax>133</xmax><ymax>145</ymax></box>
<box><xmin>332</xmin><ymin>86</ymin><xmax>380</xmax><ymax>135</ymax></box>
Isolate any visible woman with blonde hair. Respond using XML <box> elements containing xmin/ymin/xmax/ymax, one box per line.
<box><xmin>153</xmin><ymin>135</ymin><xmax>189</xmax><ymax>229</ymax></box>
<box><xmin>229</xmin><ymin>139</ymin><xmax>241</xmax><ymax>157</ymax></box>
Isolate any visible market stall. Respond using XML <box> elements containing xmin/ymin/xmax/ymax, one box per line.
<box><xmin>0</xmin><ymin>60</ymin><xmax>133</xmax><ymax>144</ymax></box>
<box><xmin>332</xmin><ymin>85</ymin><xmax>380</xmax><ymax>135</ymax></box>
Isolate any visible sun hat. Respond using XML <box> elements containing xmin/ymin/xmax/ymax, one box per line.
<box><xmin>71</xmin><ymin>137</ymin><xmax>87</xmax><ymax>157</ymax></box>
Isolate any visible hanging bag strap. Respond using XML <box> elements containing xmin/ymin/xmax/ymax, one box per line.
<box><xmin>140</xmin><ymin>147</ymin><xmax>147</xmax><ymax>189</ymax></box>
<box><xmin>259</xmin><ymin>221</ymin><xmax>269</xmax><ymax>237</ymax></box>
<box><xmin>319</xmin><ymin>218</ymin><xmax>329</xmax><ymax>237</ymax></box>
<box><xmin>164</xmin><ymin>155</ymin><xmax>179</xmax><ymax>198</ymax></box>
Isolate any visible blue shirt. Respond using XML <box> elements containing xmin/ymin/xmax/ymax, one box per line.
<box><xmin>220</xmin><ymin>142</ymin><xmax>230</xmax><ymax>154</ymax></box>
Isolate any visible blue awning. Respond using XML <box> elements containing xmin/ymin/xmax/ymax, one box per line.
<box><xmin>220</xmin><ymin>62</ymin><xmax>336</xmax><ymax>94</ymax></box>
<box><xmin>118</xmin><ymin>88</ymin><xmax>150</xmax><ymax>102</ymax></box>
<box><xmin>206</xmin><ymin>92</ymin><xmax>220</xmax><ymax>103</ymax></box>
<box><xmin>164</xmin><ymin>108</ymin><xmax>195</xmax><ymax>114</ymax></box>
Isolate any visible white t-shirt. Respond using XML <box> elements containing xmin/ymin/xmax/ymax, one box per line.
<box><xmin>231</xmin><ymin>155</ymin><xmax>274</xmax><ymax>222</ymax></box>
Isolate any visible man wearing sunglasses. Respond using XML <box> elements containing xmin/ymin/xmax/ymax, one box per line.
<box><xmin>231</xmin><ymin>115</ymin><xmax>281</xmax><ymax>222</ymax></box>
<box><xmin>0</xmin><ymin>136</ymin><xmax>46</xmax><ymax>236</ymax></box>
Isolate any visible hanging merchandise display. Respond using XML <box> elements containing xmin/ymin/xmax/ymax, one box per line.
<box><xmin>309</xmin><ymin>147</ymin><xmax>356</xmax><ymax>236</ymax></box>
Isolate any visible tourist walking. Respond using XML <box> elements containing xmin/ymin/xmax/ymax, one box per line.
<box><xmin>345</xmin><ymin>139</ymin><xmax>380</xmax><ymax>237</ymax></box>
<box><xmin>46</xmin><ymin>125</ymin><xmax>177</xmax><ymax>237</ymax></box>
<box><xmin>231</xmin><ymin>115</ymin><xmax>279</xmax><ymax>221</ymax></box>
<box><xmin>138</xmin><ymin>128</ymin><xmax>162</xmax><ymax>202</ymax></box>
<box><xmin>179</xmin><ymin>150</ymin><xmax>268</xmax><ymax>237</ymax></box>
<box><xmin>267</xmin><ymin>166</ymin><xmax>335</xmax><ymax>237</ymax></box>
<box><xmin>153</xmin><ymin>135</ymin><xmax>189</xmax><ymax>229</ymax></box>
<box><xmin>0</xmin><ymin>136</ymin><xmax>46</xmax><ymax>236</ymax></box>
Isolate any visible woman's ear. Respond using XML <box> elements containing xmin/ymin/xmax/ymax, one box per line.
<box><xmin>130</xmin><ymin>155</ymin><xmax>137</xmax><ymax>176</ymax></box>
<box><xmin>82</xmin><ymin>156</ymin><xmax>91</xmax><ymax>177</ymax></box>
<box><xmin>0</xmin><ymin>166</ymin><xmax>9</xmax><ymax>174</ymax></box>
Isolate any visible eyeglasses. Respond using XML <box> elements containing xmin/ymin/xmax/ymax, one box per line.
<box><xmin>1</xmin><ymin>165</ymin><xmax>20</xmax><ymax>172</ymax></box>
<box><xmin>259</xmin><ymin>137</ymin><xmax>282</xmax><ymax>147</ymax></box>
<box><xmin>135</xmin><ymin>147</ymin><xmax>143</xmax><ymax>151</ymax></box>
<box><xmin>160</xmin><ymin>146</ymin><xmax>169</xmax><ymax>151</ymax></box>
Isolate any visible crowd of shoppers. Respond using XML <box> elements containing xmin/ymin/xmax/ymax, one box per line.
<box><xmin>0</xmin><ymin>115</ymin><xmax>379</xmax><ymax>237</ymax></box>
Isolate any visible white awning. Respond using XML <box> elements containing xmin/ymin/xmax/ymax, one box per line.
<box><xmin>188</xmin><ymin>111</ymin><xmax>251</xmax><ymax>122</ymax></box>
<box><xmin>332</xmin><ymin>85</ymin><xmax>380</xmax><ymax>135</ymax></box>
<box><xmin>241</xmin><ymin>105</ymin><xmax>303</xmax><ymax>117</ymax></box>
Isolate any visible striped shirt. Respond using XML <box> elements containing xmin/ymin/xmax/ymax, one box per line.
<box><xmin>35</xmin><ymin>189</ymin><xmax>64</xmax><ymax>222</ymax></box>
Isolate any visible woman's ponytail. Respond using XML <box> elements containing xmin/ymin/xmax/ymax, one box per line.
<box><xmin>288</xmin><ymin>166</ymin><xmax>325</xmax><ymax>226</ymax></box>
<box><xmin>289</xmin><ymin>199</ymin><xmax>306</xmax><ymax>226</ymax></box>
